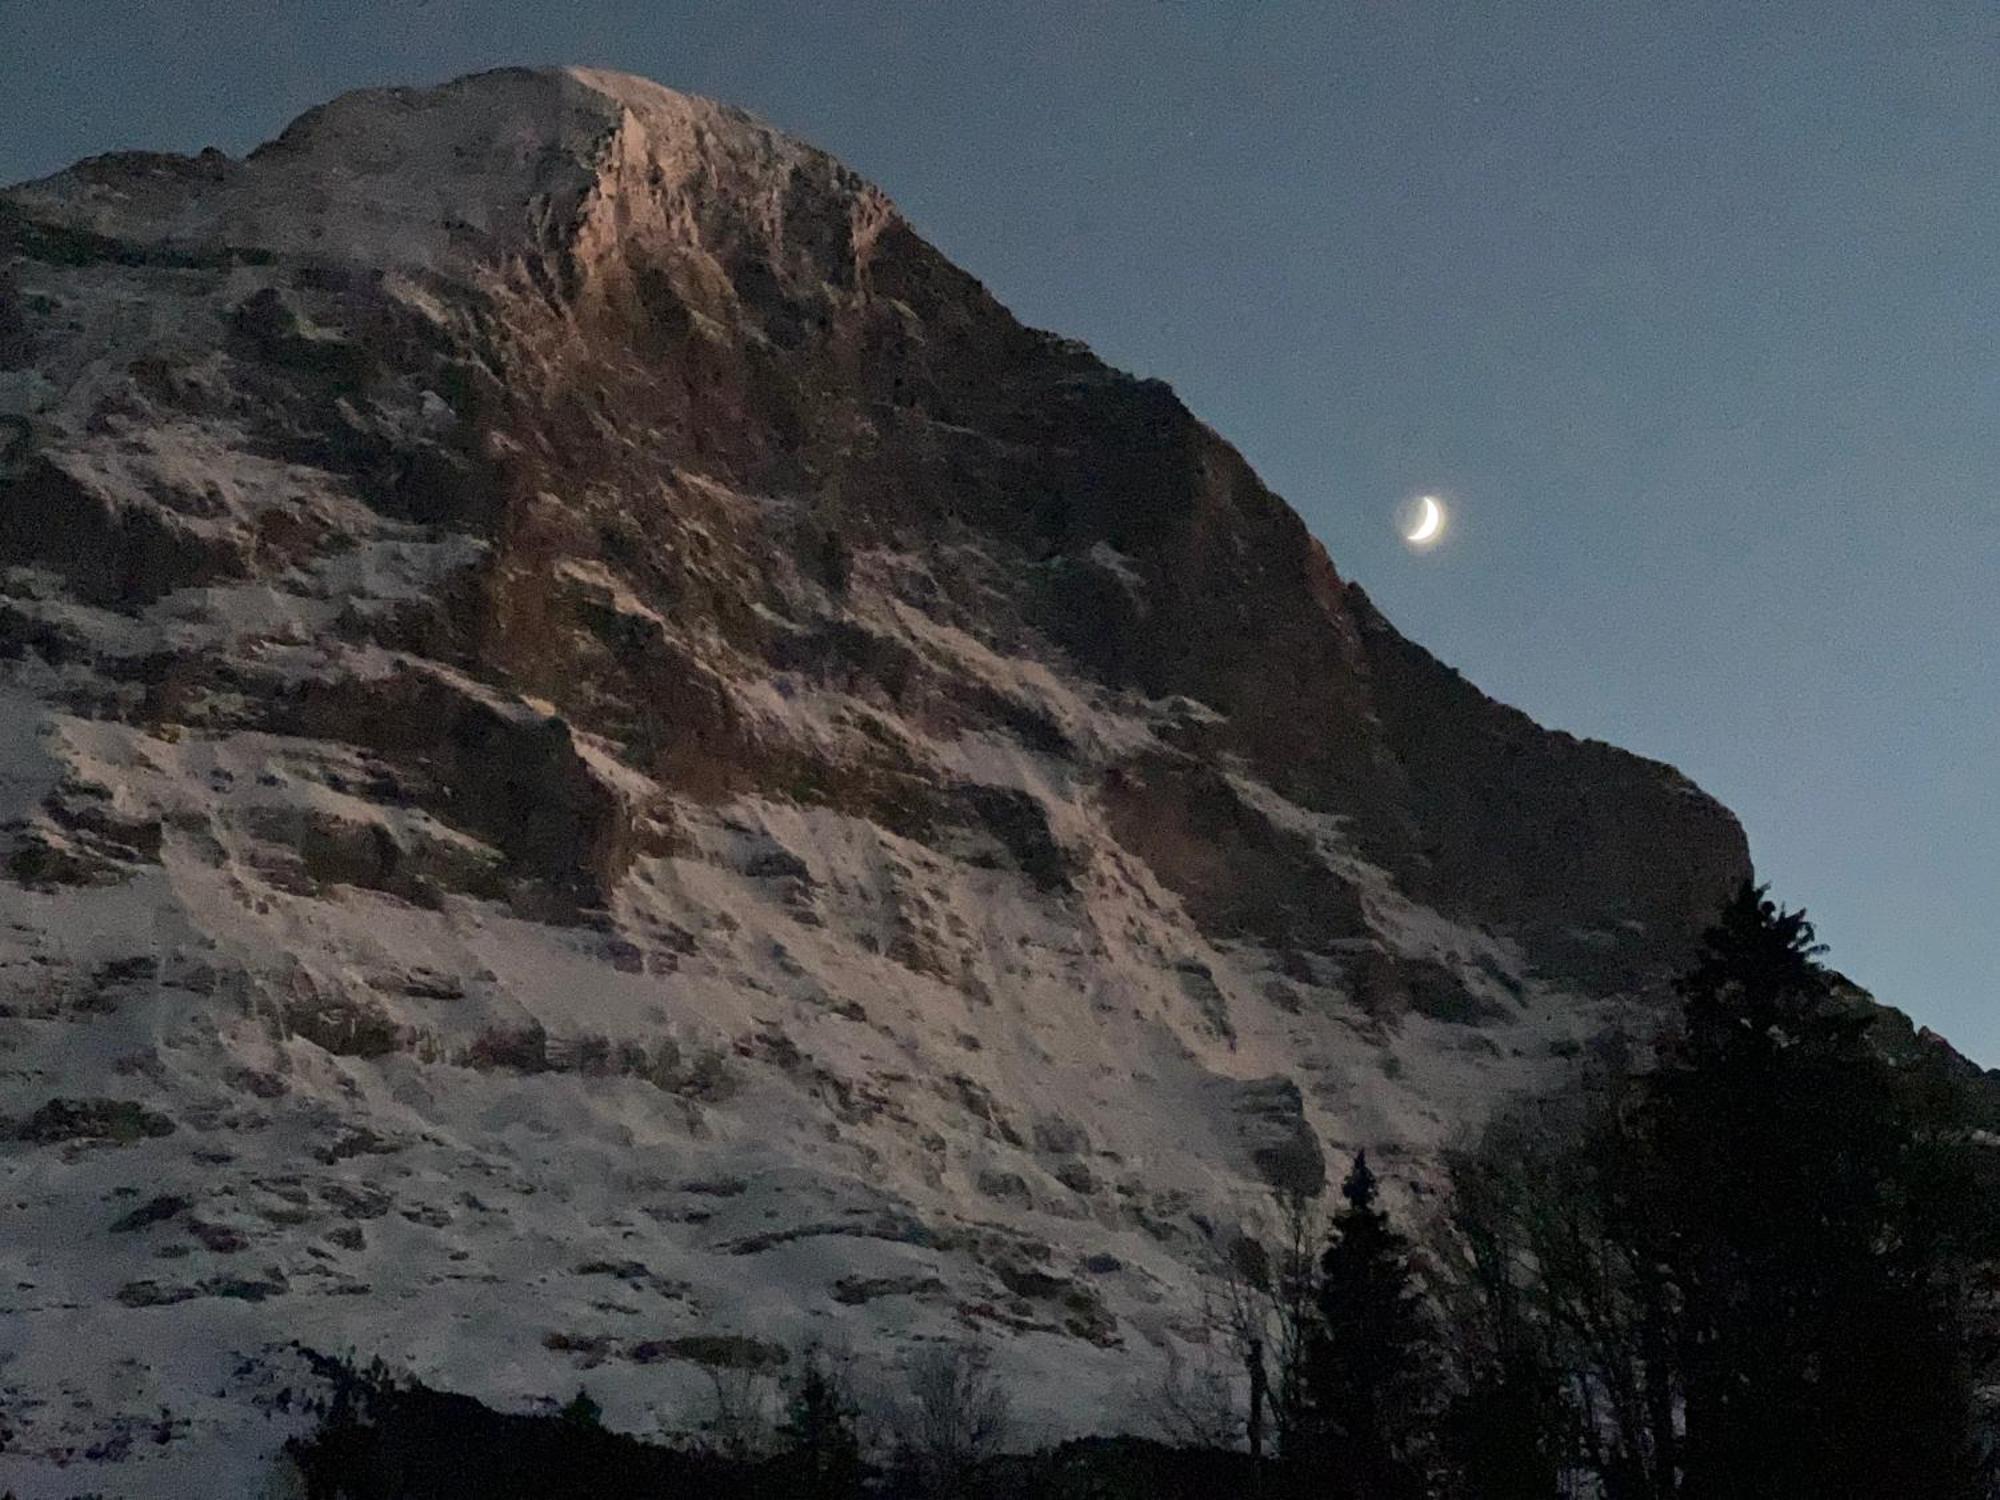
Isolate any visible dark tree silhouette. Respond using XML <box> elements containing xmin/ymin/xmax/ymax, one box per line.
<box><xmin>1299</xmin><ymin>1152</ymin><xmax>1439</xmax><ymax>1499</ymax></box>
<box><xmin>1646</xmin><ymin>882</ymin><xmax>1982</xmax><ymax>1497</ymax></box>
<box><xmin>775</xmin><ymin>1346</ymin><xmax>865</xmax><ymax>1497</ymax></box>
<box><xmin>556</xmin><ymin>1387</ymin><xmax>602</xmax><ymax>1430</ymax></box>
<box><xmin>1440</xmin><ymin>1353</ymin><xmax>1563</xmax><ymax>1500</ymax></box>
<box><xmin>1433</xmin><ymin>881</ymin><xmax>1990</xmax><ymax>1499</ymax></box>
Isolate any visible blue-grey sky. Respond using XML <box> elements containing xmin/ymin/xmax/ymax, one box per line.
<box><xmin>3</xmin><ymin>2</ymin><xmax>1995</xmax><ymax>1057</ymax></box>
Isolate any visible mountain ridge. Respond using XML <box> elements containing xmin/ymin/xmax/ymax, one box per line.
<box><xmin>0</xmin><ymin>66</ymin><xmax>1759</xmax><ymax>1495</ymax></box>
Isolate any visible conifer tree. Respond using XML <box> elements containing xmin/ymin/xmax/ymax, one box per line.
<box><xmin>556</xmin><ymin>1386</ymin><xmax>602</xmax><ymax>1429</ymax></box>
<box><xmin>1644</xmin><ymin>881</ymin><xmax>1982</xmax><ymax>1497</ymax></box>
<box><xmin>1299</xmin><ymin>1152</ymin><xmax>1439</xmax><ymax>1499</ymax></box>
<box><xmin>776</xmin><ymin>1346</ymin><xmax>864</xmax><ymax>1497</ymax></box>
<box><xmin>1432</xmin><ymin>882</ymin><xmax>1988</xmax><ymax>1498</ymax></box>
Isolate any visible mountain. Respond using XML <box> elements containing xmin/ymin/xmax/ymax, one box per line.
<box><xmin>0</xmin><ymin>68</ymin><xmax>1750</xmax><ymax>1495</ymax></box>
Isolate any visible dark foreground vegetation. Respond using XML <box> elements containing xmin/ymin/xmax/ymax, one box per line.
<box><xmin>283</xmin><ymin>1353</ymin><xmax>1258</xmax><ymax>1500</ymax></box>
<box><xmin>280</xmin><ymin>884</ymin><xmax>2000</xmax><ymax>1499</ymax></box>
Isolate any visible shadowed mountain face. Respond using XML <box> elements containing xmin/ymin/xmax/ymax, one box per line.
<box><xmin>0</xmin><ymin>67</ymin><xmax>1746</xmax><ymax>1494</ymax></box>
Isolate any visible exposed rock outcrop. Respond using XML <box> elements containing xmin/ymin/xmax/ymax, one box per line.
<box><xmin>0</xmin><ymin>67</ymin><xmax>1749</xmax><ymax>1495</ymax></box>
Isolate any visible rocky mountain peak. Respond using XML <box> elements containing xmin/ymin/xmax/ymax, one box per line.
<box><xmin>0</xmin><ymin>67</ymin><xmax>1747</xmax><ymax>1495</ymax></box>
<box><xmin>9</xmin><ymin>68</ymin><xmax>860</xmax><ymax>278</ymax></box>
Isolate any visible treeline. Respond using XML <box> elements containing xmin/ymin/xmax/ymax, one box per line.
<box><xmin>282</xmin><ymin>1342</ymin><xmax>1252</xmax><ymax>1499</ymax></box>
<box><xmin>1435</xmin><ymin>881</ymin><xmax>1997</xmax><ymax>1497</ymax></box>
<box><xmin>1198</xmin><ymin>881</ymin><xmax>1995</xmax><ymax>1499</ymax></box>
<box><xmin>282</xmin><ymin>883</ymin><xmax>1998</xmax><ymax>1499</ymax></box>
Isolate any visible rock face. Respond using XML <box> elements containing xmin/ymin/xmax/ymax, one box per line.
<box><xmin>0</xmin><ymin>68</ymin><xmax>1748</xmax><ymax>1495</ymax></box>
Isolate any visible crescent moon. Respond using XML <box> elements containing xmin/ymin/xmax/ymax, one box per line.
<box><xmin>1406</xmin><ymin>495</ymin><xmax>1443</xmax><ymax>544</ymax></box>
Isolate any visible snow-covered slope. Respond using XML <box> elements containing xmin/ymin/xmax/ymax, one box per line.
<box><xmin>0</xmin><ymin>67</ymin><xmax>1748</xmax><ymax>1495</ymax></box>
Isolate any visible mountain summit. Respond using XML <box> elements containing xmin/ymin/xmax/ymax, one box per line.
<box><xmin>0</xmin><ymin>67</ymin><xmax>1745</xmax><ymax>1494</ymax></box>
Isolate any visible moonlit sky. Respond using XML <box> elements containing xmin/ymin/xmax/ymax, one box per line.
<box><xmin>3</xmin><ymin>2</ymin><xmax>1995</xmax><ymax>1057</ymax></box>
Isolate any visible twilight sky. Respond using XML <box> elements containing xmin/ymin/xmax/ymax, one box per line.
<box><xmin>3</xmin><ymin>1</ymin><xmax>1994</xmax><ymax>1057</ymax></box>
